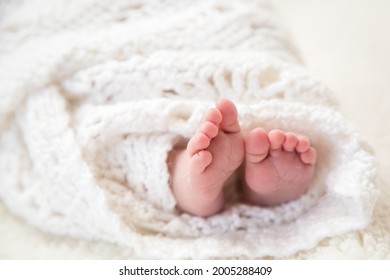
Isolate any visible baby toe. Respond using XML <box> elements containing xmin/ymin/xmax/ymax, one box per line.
<box><xmin>300</xmin><ymin>147</ymin><xmax>317</xmax><ymax>165</ymax></box>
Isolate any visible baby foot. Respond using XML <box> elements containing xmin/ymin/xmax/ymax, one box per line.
<box><xmin>243</xmin><ymin>128</ymin><xmax>316</xmax><ymax>206</ymax></box>
<box><xmin>169</xmin><ymin>99</ymin><xmax>244</xmax><ymax>216</ymax></box>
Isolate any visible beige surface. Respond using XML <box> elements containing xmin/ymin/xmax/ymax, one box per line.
<box><xmin>1</xmin><ymin>0</ymin><xmax>390</xmax><ymax>259</ymax></box>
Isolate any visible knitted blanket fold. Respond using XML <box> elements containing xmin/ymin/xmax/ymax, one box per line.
<box><xmin>0</xmin><ymin>0</ymin><xmax>377</xmax><ymax>259</ymax></box>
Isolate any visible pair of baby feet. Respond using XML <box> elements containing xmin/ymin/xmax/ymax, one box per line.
<box><xmin>169</xmin><ymin>99</ymin><xmax>316</xmax><ymax>217</ymax></box>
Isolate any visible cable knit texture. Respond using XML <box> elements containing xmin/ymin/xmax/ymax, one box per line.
<box><xmin>0</xmin><ymin>0</ymin><xmax>378</xmax><ymax>259</ymax></box>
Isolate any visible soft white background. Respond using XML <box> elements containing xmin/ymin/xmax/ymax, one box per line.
<box><xmin>1</xmin><ymin>0</ymin><xmax>389</xmax><ymax>259</ymax></box>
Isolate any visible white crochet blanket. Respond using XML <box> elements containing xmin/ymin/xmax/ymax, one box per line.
<box><xmin>0</xmin><ymin>0</ymin><xmax>378</xmax><ymax>259</ymax></box>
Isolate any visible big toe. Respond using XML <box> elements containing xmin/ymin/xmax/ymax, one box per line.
<box><xmin>245</xmin><ymin>128</ymin><xmax>270</xmax><ymax>163</ymax></box>
<box><xmin>216</xmin><ymin>99</ymin><xmax>241</xmax><ymax>133</ymax></box>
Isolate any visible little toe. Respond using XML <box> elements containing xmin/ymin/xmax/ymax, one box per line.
<box><xmin>269</xmin><ymin>129</ymin><xmax>285</xmax><ymax>157</ymax></box>
<box><xmin>296</xmin><ymin>135</ymin><xmax>310</xmax><ymax>153</ymax></box>
<box><xmin>245</xmin><ymin>128</ymin><xmax>270</xmax><ymax>163</ymax></box>
<box><xmin>187</xmin><ymin>132</ymin><xmax>210</xmax><ymax>156</ymax></box>
<box><xmin>216</xmin><ymin>99</ymin><xmax>241</xmax><ymax>133</ymax></box>
<box><xmin>300</xmin><ymin>147</ymin><xmax>317</xmax><ymax>165</ymax></box>
<box><xmin>191</xmin><ymin>150</ymin><xmax>213</xmax><ymax>173</ymax></box>
<box><xmin>283</xmin><ymin>132</ymin><xmax>298</xmax><ymax>152</ymax></box>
